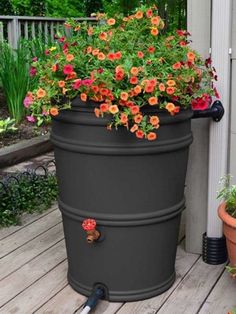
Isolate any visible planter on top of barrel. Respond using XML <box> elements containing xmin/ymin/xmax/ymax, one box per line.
<box><xmin>24</xmin><ymin>5</ymin><xmax>219</xmax><ymax>301</ymax></box>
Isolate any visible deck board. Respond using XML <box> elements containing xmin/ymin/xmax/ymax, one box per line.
<box><xmin>0</xmin><ymin>204</ymin><xmax>57</xmax><ymax>241</ymax></box>
<box><xmin>0</xmin><ymin>261</ymin><xmax>68</xmax><ymax>313</ymax></box>
<box><xmin>0</xmin><ymin>206</ymin><xmax>230</xmax><ymax>314</ymax></box>
<box><xmin>0</xmin><ymin>223</ymin><xmax>63</xmax><ymax>280</ymax></box>
<box><xmin>156</xmin><ymin>259</ymin><xmax>225</xmax><ymax>314</ymax></box>
<box><xmin>199</xmin><ymin>269</ymin><xmax>236</xmax><ymax>314</ymax></box>
<box><xmin>0</xmin><ymin>209</ymin><xmax>61</xmax><ymax>258</ymax></box>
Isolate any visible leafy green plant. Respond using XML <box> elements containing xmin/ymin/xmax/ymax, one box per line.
<box><xmin>0</xmin><ymin>117</ymin><xmax>17</xmax><ymax>134</ymax></box>
<box><xmin>0</xmin><ymin>171</ymin><xmax>58</xmax><ymax>227</ymax></box>
<box><xmin>226</xmin><ymin>265</ymin><xmax>236</xmax><ymax>279</ymax></box>
<box><xmin>218</xmin><ymin>176</ymin><xmax>236</xmax><ymax>218</ymax></box>
<box><xmin>0</xmin><ymin>42</ymin><xmax>30</xmax><ymax>123</ymax></box>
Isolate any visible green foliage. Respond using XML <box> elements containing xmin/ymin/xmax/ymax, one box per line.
<box><xmin>0</xmin><ymin>117</ymin><xmax>17</xmax><ymax>134</ymax></box>
<box><xmin>0</xmin><ymin>42</ymin><xmax>30</xmax><ymax>123</ymax></box>
<box><xmin>226</xmin><ymin>265</ymin><xmax>236</xmax><ymax>279</ymax></box>
<box><xmin>0</xmin><ymin>0</ymin><xmax>14</xmax><ymax>15</ymax></box>
<box><xmin>0</xmin><ymin>172</ymin><xmax>58</xmax><ymax>227</ymax></box>
<box><xmin>218</xmin><ymin>176</ymin><xmax>236</xmax><ymax>218</ymax></box>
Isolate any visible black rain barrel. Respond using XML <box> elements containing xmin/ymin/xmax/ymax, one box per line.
<box><xmin>51</xmin><ymin>98</ymin><xmax>193</xmax><ymax>301</ymax></box>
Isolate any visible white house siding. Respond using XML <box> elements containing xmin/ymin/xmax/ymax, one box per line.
<box><xmin>230</xmin><ymin>0</ymin><xmax>236</xmax><ymax>180</ymax></box>
<box><xmin>185</xmin><ymin>0</ymin><xmax>211</xmax><ymax>253</ymax></box>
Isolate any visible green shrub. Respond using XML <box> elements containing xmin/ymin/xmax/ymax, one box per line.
<box><xmin>0</xmin><ymin>117</ymin><xmax>17</xmax><ymax>134</ymax></box>
<box><xmin>0</xmin><ymin>42</ymin><xmax>30</xmax><ymax>123</ymax></box>
<box><xmin>0</xmin><ymin>171</ymin><xmax>58</xmax><ymax>227</ymax></box>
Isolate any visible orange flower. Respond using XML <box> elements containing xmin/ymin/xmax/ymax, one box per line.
<box><xmin>92</xmin><ymin>85</ymin><xmax>99</xmax><ymax>93</ymax></box>
<box><xmin>66</xmin><ymin>71</ymin><xmax>77</xmax><ymax>80</ymax></box>
<box><xmin>115</xmin><ymin>51</ymin><xmax>122</xmax><ymax>59</ymax></box>
<box><xmin>120</xmin><ymin>92</ymin><xmax>129</xmax><ymax>101</ymax></box>
<box><xmin>99</xmin><ymin>32</ymin><xmax>107</xmax><ymax>41</ymax></box>
<box><xmin>167</xmin><ymin>80</ymin><xmax>176</xmax><ymax>87</ymax></box>
<box><xmin>148</xmin><ymin>96</ymin><xmax>158</xmax><ymax>106</ymax></box>
<box><xmin>137</xmin><ymin>51</ymin><xmax>144</xmax><ymax>58</ymax></box>
<box><xmin>147</xmin><ymin>132</ymin><xmax>157</xmax><ymax>141</ymax></box>
<box><xmin>107</xmin><ymin>18</ymin><xmax>116</xmax><ymax>25</ymax></box>
<box><xmin>87</xmin><ymin>27</ymin><xmax>94</xmax><ymax>36</ymax></box>
<box><xmin>130</xmin><ymin>67</ymin><xmax>139</xmax><ymax>76</ymax></box>
<box><xmin>148</xmin><ymin>46</ymin><xmax>155</xmax><ymax>53</ymax></box>
<box><xmin>130</xmin><ymin>106</ymin><xmax>140</xmax><ymax>115</ymax></box>
<box><xmin>87</xmin><ymin>46</ymin><xmax>93</xmax><ymax>53</ymax></box>
<box><xmin>159</xmin><ymin>83</ymin><xmax>165</xmax><ymax>91</ymax></box>
<box><xmin>134</xmin><ymin>114</ymin><xmax>143</xmax><ymax>123</ymax></box>
<box><xmin>150</xmin><ymin>115</ymin><xmax>160</xmax><ymax>126</ymax></box>
<box><xmin>165</xmin><ymin>102</ymin><xmax>175</xmax><ymax>113</ymax></box>
<box><xmin>107</xmin><ymin>52</ymin><xmax>116</xmax><ymax>60</ymax></box>
<box><xmin>135</xmin><ymin>129</ymin><xmax>144</xmax><ymax>139</ymax></box>
<box><xmin>62</xmin><ymin>88</ymin><xmax>67</xmax><ymax>95</ymax></box>
<box><xmin>187</xmin><ymin>52</ymin><xmax>195</xmax><ymax>62</ymax></box>
<box><xmin>92</xmin><ymin>49</ymin><xmax>99</xmax><ymax>56</ymax></box>
<box><xmin>97</xmin><ymin>52</ymin><xmax>106</xmax><ymax>60</ymax></box>
<box><xmin>120</xmin><ymin>113</ymin><xmax>128</xmax><ymax>124</ymax></box>
<box><xmin>172</xmin><ymin>62</ymin><xmax>181</xmax><ymax>70</ymax></box>
<box><xmin>50</xmin><ymin>107</ymin><xmax>59</xmax><ymax>116</ymax></box>
<box><xmin>145</xmin><ymin>84</ymin><xmax>155</xmax><ymax>93</ymax></box>
<box><xmin>66</xmin><ymin>54</ymin><xmax>74</xmax><ymax>62</ymax></box>
<box><xmin>51</xmin><ymin>64</ymin><xmax>58</xmax><ymax>72</ymax></box>
<box><xmin>151</xmin><ymin>28</ymin><xmax>159</xmax><ymax>36</ymax></box>
<box><xmin>134</xmin><ymin>85</ymin><xmax>142</xmax><ymax>94</ymax></box>
<box><xmin>36</xmin><ymin>88</ymin><xmax>46</xmax><ymax>98</ymax></box>
<box><xmin>166</xmin><ymin>87</ymin><xmax>175</xmax><ymax>95</ymax></box>
<box><xmin>146</xmin><ymin>9</ymin><xmax>153</xmax><ymax>18</ymax></box>
<box><xmin>130</xmin><ymin>124</ymin><xmax>138</xmax><ymax>133</ymax></box>
<box><xmin>135</xmin><ymin>11</ymin><xmax>143</xmax><ymax>19</ymax></box>
<box><xmin>130</xmin><ymin>76</ymin><xmax>138</xmax><ymax>84</ymax></box>
<box><xmin>58</xmin><ymin>80</ymin><xmax>65</xmax><ymax>88</ymax></box>
<box><xmin>100</xmin><ymin>103</ymin><xmax>109</xmax><ymax>112</ymax></box>
<box><xmin>94</xmin><ymin>108</ymin><xmax>100</xmax><ymax>117</ymax></box>
<box><xmin>109</xmin><ymin>105</ymin><xmax>119</xmax><ymax>114</ymax></box>
<box><xmin>149</xmin><ymin>79</ymin><xmax>157</xmax><ymax>87</ymax></box>
<box><xmin>80</xmin><ymin>93</ymin><xmax>87</xmax><ymax>102</ymax></box>
<box><xmin>151</xmin><ymin>16</ymin><xmax>160</xmax><ymax>25</ymax></box>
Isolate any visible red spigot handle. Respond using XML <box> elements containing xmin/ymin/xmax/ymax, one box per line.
<box><xmin>82</xmin><ymin>219</ymin><xmax>100</xmax><ymax>243</ymax></box>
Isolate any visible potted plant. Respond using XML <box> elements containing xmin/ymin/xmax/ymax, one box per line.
<box><xmin>218</xmin><ymin>176</ymin><xmax>236</xmax><ymax>269</ymax></box>
<box><xmin>24</xmin><ymin>5</ymin><xmax>218</xmax><ymax>301</ymax></box>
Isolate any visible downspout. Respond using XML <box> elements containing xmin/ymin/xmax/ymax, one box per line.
<box><xmin>203</xmin><ymin>0</ymin><xmax>232</xmax><ymax>264</ymax></box>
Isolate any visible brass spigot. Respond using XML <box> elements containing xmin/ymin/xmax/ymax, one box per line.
<box><xmin>82</xmin><ymin>219</ymin><xmax>100</xmax><ymax>243</ymax></box>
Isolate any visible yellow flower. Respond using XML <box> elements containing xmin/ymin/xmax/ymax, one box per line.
<box><xmin>49</xmin><ymin>46</ymin><xmax>57</xmax><ymax>51</ymax></box>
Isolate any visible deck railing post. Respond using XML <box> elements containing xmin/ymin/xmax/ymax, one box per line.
<box><xmin>7</xmin><ymin>17</ymin><xmax>19</xmax><ymax>49</ymax></box>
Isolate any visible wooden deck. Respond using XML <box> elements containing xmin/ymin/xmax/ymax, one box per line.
<box><xmin>0</xmin><ymin>205</ymin><xmax>235</xmax><ymax>314</ymax></box>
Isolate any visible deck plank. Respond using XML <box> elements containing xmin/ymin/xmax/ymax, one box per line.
<box><xmin>0</xmin><ymin>240</ymin><xmax>66</xmax><ymax>307</ymax></box>
<box><xmin>0</xmin><ymin>204</ymin><xmax>57</xmax><ymax>241</ymax></box>
<box><xmin>0</xmin><ymin>260</ymin><xmax>68</xmax><ymax>313</ymax></box>
<box><xmin>116</xmin><ymin>244</ymin><xmax>199</xmax><ymax>314</ymax></box>
<box><xmin>199</xmin><ymin>269</ymin><xmax>236</xmax><ymax>314</ymax></box>
<box><xmin>35</xmin><ymin>285</ymin><xmax>86</xmax><ymax>314</ymax></box>
<box><xmin>0</xmin><ymin>223</ymin><xmax>64</xmax><ymax>280</ymax></box>
<box><xmin>156</xmin><ymin>259</ymin><xmax>225</xmax><ymax>314</ymax></box>
<box><xmin>0</xmin><ymin>209</ymin><xmax>61</xmax><ymax>258</ymax></box>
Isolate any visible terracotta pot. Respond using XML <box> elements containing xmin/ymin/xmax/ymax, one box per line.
<box><xmin>218</xmin><ymin>202</ymin><xmax>236</xmax><ymax>265</ymax></box>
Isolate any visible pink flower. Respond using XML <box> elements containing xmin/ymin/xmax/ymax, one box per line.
<box><xmin>45</xmin><ymin>49</ymin><xmax>49</xmax><ymax>55</ymax></box>
<box><xmin>63</xmin><ymin>64</ymin><xmax>74</xmax><ymax>75</ymax></box>
<box><xmin>32</xmin><ymin>57</ymin><xmax>38</xmax><ymax>62</ymax></box>
<box><xmin>26</xmin><ymin>115</ymin><xmax>36</xmax><ymax>123</ymax></box>
<box><xmin>23</xmin><ymin>96</ymin><xmax>33</xmax><ymax>108</ymax></box>
<box><xmin>29</xmin><ymin>67</ymin><xmax>37</xmax><ymax>76</ymax></box>
<box><xmin>73</xmin><ymin>79</ymin><xmax>82</xmax><ymax>90</ymax></box>
<box><xmin>191</xmin><ymin>94</ymin><xmax>211</xmax><ymax>110</ymax></box>
<box><xmin>58</xmin><ymin>36</ymin><xmax>66</xmax><ymax>43</ymax></box>
<box><xmin>81</xmin><ymin>79</ymin><xmax>93</xmax><ymax>86</ymax></box>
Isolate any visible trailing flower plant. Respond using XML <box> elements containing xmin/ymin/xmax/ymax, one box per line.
<box><xmin>24</xmin><ymin>5</ymin><xmax>219</xmax><ymax>140</ymax></box>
